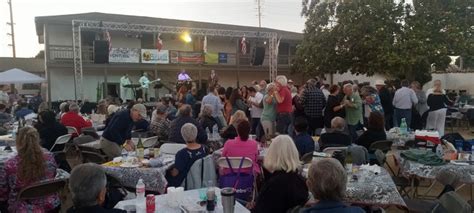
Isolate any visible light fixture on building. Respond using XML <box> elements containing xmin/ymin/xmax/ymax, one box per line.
<box><xmin>180</xmin><ymin>32</ymin><xmax>192</xmax><ymax>43</ymax></box>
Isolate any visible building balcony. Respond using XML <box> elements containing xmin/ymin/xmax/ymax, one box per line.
<box><xmin>47</xmin><ymin>45</ymin><xmax>294</xmax><ymax>68</ymax></box>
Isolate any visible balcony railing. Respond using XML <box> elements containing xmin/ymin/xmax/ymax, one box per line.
<box><xmin>47</xmin><ymin>45</ymin><xmax>293</xmax><ymax>67</ymax></box>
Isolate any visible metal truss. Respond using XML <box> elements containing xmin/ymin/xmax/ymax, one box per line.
<box><xmin>72</xmin><ymin>20</ymin><xmax>278</xmax><ymax>100</ymax></box>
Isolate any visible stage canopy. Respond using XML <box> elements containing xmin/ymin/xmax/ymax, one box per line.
<box><xmin>0</xmin><ymin>68</ymin><xmax>45</xmax><ymax>84</ymax></box>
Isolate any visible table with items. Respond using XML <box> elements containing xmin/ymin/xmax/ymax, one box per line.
<box><xmin>115</xmin><ymin>187</ymin><xmax>250</xmax><ymax>213</ymax></box>
<box><xmin>101</xmin><ymin>151</ymin><xmax>175</xmax><ymax>194</ymax></box>
<box><xmin>303</xmin><ymin>157</ymin><xmax>407</xmax><ymax>209</ymax></box>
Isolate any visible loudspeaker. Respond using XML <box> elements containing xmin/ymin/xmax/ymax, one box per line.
<box><xmin>251</xmin><ymin>46</ymin><xmax>265</xmax><ymax>66</ymax></box>
<box><xmin>93</xmin><ymin>40</ymin><xmax>109</xmax><ymax>64</ymax></box>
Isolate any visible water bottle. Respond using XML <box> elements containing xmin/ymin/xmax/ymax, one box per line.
<box><xmin>471</xmin><ymin>145</ymin><xmax>474</xmax><ymax>158</ymax></box>
<box><xmin>11</xmin><ymin>127</ymin><xmax>17</xmax><ymax>141</ymax></box>
<box><xmin>212</xmin><ymin>124</ymin><xmax>219</xmax><ymax>139</ymax></box>
<box><xmin>136</xmin><ymin>178</ymin><xmax>146</xmax><ymax>205</ymax></box>
<box><xmin>206</xmin><ymin>128</ymin><xmax>212</xmax><ymax>140</ymax></box>
<box><xmin>436</xmin><ymin>144</ymin><xmax>444</xmax><ymax>158</ymax></box>
<box><xmin>400</xmin><ymin>118</ymin><xmax>407</xmax><ymax>136</ymax></box>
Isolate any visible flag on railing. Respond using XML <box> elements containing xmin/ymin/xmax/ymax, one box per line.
<box><xmin>105</xmin><ymin>30</ymin><xmax>112</xmax><ymax>52</ymax></box>
<box><xmin>203</xmin><ymin>36</ymin><xmax>208</xmax><ymax>53</ymax></box>
<box><xmin>156</xmin><ymin>33</ymin><xmax>163</xmax><ymax>52</ymax></box>
<box><xmin>240</xmin><ymin>36</ymin><xmax>247</xmax><ymax>55</ymax></box>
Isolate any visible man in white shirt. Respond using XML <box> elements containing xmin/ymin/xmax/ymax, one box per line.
<box><xmin>0</xmin><ymin>87</ymin><xmax>9</xmax><ymax>106</ymax></box>
<box><xmin>139</xmin><ymin>72</ymin><xmax>151</xmax><ymax>101</ymax></box>
<box><xmin>392</xmin><ymin>79</ymin><xmax>418</xmax><ymax>127</ymax></box>
<box><xmin>177</xmin><ymin>69</ymin><xmax>191</xmax><ymax>82</ymax></box>
<box><xmin>120</xmin><ymin>74</ymin><xmax>132</xmax><ymax>101</ymax></box>
<box><xmin>426</xmin><ymin>80</ymin><xmax>446</xmax><ymax>96</ymax></box>
<box><xmin>201</xmin><ymin>85</ymin><xmax>224</xmax><ymax>130</ymax></box>
<box><xmin>248</xmin><ymin>86</ymin><xmax>264</xmax><ymax>137</ymax></box>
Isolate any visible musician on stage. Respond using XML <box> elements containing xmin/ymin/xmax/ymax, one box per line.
<box><xmin>139</xmin><ymin>72</ymin><xmax>151</xmax><ymax>101</ymax></box>
<box><xmin>120</xmin><ymin>74</ymin><xmax>132</xmax><ymax>101</ymax></box>
<box><xmin>177</xmin><ymin>69</ymin><xmax>192</xmax><ymax>82</ymax></box>
<box><xmin>208</xmin><ymin>70</ymin><xmax>219</xmax><ymax>88</ymax></box>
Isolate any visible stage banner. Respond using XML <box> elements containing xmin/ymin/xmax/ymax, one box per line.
<box><xmin>109</xmin><ymin>48</ymin><xmax>140</xmax><ymax>63</ymax></box>
<box><xmin>179</xmin><ymin>51</ymin><xmax>204</xmax><ymax>64</ymax></box>
<box><xmin>218</xmin><ymin>53</ymin><xmax>228</xmax><ymax>64</ymax></box>
<box><xmin>205</xmin><ymin>52</ymin><xmax>218</xmax><ymax>64</ymax></box>
<box><xmin>141</xmin><ymin>49</ymin><xmax>169</xmax><ymax>64</ymax></box>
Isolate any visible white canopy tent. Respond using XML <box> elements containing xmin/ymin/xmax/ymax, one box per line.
<box><xmin>0</xmin><ymin>68</ymin><xmax>45</xmax><ymax>84</ymax></box>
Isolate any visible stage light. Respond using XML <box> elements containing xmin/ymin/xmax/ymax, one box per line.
<box><xmin>181</xmin><ymin>32</ymin><xmax>192</xmax><ymax>43</ymax></box>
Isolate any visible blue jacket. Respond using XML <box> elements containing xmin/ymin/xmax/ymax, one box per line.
<box><xmin>15</xmin><ymin>108</ymin><xmax>33</xmax><ymax>119</ymax></box>
<box><xmin>293</xmin><ymin>132</ymin><xmax>315</xmax><ymax>157</ymax></box>
<box><xmin>168</xmin><ymin>116</ymin><xmax>207</xmax><ymax>144</ymax></box>
<box><xmin>302</xmin><ymin>200</ymin><xmax>365</xmax><ymax>213</ymax></box>
<box><xmin>102</xmin><ymin>110</ymin><xmax>133</xmax><ymax>145</ymax></box>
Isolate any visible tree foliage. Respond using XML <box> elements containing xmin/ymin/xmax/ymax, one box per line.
<box><xmin>295</xmin><ymin>0</ymin><xmax>473</xmax><ymax>85</ymax></box>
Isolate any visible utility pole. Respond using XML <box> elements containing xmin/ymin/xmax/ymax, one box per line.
<box><xmin>257</xmin><ymin>0</ymin><xmax>262</xmax><ymax>28</ymax></box>
<box><xmin>7</xmin><ymin>0</ymin><xmax>16</xmax><ymax>58</ymax></box>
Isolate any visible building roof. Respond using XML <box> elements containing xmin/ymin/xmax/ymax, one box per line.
<box><xmin>0</xmin><ymin>58</ymin><xmax>44</xmax><ymax>73</ymax></box>
<box><xmin>35</xmin><ymin>12</ymin><xmax>303</xmax><ymax>43</ymax></box>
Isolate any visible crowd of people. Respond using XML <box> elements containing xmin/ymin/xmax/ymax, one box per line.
<box><xmin>0</xmin><ymin>73</ymin><xmax>461</xmax><ymax>212</ymax></box>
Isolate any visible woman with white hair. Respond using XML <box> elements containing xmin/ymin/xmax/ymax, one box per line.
<box><xmin>254</xmin><ymin>135</ymin><xmax>308</xmax><ymax>213</ymax></box>
<box><xmin>303</xmin><ymin>158</ymin><xmax>364</xmax><ymax>213</ymax></box>
<box><xmin>166</xmin><ymin>123</ymin><xmax>208</xmax><ymax>187</ymax></box>
<box><xmin>197</xmin><ymin>104</ymin><xmax>218</xmax><ymax>133</ymax></box>
<box><xmin>68</xmin><ymin>163</ymin><xmax>126</xmax><ymax>212</ymax></box>
<box><xmin>260</xmin><ymin>83</ymin><xmax>277</xmax><ymax>139</ymax></box>
<box><xmin>273</xmin><ymin>75</ymin><xmax>293</xmax><ymax>134</ymax></box>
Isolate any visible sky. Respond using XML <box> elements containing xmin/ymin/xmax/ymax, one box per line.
<box><xmin>0</xmin><ymin>0</ymin><xmax>305</xmax><ymax>58</ymax></box>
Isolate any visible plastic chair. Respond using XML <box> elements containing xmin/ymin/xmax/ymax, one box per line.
<box><xmin>159</xmin><ymin>143</ymin><xmax>186</xmax><ymax>155</ymax></box>
<box><xmin>142</xmin><ymin>136</ymin><xmax>158</xmax><ymax>148</ymax></box>
<box><xmin>17</xmin><ymin>179</ymin><xmax>67</xmax><ymax>201</ymax></box>
<box><xmin>66</xmin><ymin>126</ymin><xmax>78</xmax><ymax>135</ymax></box>
<box><xmin>50</xmin><ymin>134</ymin><xmax>72</xmax><ymax>151</ymax></box>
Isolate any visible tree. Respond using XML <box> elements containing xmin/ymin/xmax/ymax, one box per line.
<box><xmin>295</xmin><ymin>0</ymin><xmax>473</xmax><ymax>85</ymax></box>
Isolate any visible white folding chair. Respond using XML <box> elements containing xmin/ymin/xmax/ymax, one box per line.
<box><xmin>217</xmin><ymin>157</ymin><xmax>253</xmax><ymax>170</ymax></box>
<box><xmin>159</xmin><ymin>143</ymin><xmax>186</xmax><ymax>155</ymax></box>
<box><xmin>50</xmin><ymin>134</ymin><xmax>72</xmax><ymax>151</ymax></box>
<box><xmin>322</xmin><ymin>146</ymin><xmax>348</xmax><ymax>155</ymax></box>
<box><xmin>142</xmin><ymin>136</ymin><xmax>158</xmax><ymax>148</ymax></box>
<box><xmin>66</xmin><ymin>126</ymin><xmax>78</xmax><ymax>135</ymax></box>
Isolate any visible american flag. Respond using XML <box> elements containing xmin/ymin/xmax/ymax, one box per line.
<box><xmin>156</xmin><ymin>33</ymin><xmax>163</xmax><ymax>52</ymax></box>
<box><xmin>240</xmin><ymin>36</ymin><xmax>247</xmax><ymax>55</ymax></box>
<box><xmin>105</xmin><ymin>30</ymin><xmax>112</xmax><ymax>52</ymax></box>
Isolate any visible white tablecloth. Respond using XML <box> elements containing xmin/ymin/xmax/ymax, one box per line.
<box><xmin>115</xmin><ymin>188</ymin><xmax>250</xmax><ymax>213</ymax></box>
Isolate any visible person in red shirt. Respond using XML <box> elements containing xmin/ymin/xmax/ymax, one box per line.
<box><xmin>60</xmin><ymin>103</ymin><xmax>92</xmax><ymax>136</ymax></box>
<box><xmin>273</xmin><ymin>75</ymin><xmax>293</xmax><ymax>135</ymax></box>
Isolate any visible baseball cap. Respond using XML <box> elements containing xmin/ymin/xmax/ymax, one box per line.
<box><xmin>132</xmin><ymin>104</ymin><xmax>147</xmax><ymax>118</ymax></box>
<box><xmin>375</xmin><ymin>80</ymin><xmax>385</xmax><ymax>86</ymax></box>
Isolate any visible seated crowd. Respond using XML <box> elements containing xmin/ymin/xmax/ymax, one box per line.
<box><xmin>0</xmin><ymin>74</ymin><xmax>461</xmax><ymax>212</ymax></box>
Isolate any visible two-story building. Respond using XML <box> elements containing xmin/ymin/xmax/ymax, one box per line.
<box><xmin>35</xmin><ymin>12</ymin><xmax>303</xmax><ymax>102</ymax></box>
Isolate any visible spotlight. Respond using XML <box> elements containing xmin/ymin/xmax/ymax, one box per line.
<box><xmin>180</xmin><ymin>32</ymin><xmax>192</xmax><ymax>43</ymax></box>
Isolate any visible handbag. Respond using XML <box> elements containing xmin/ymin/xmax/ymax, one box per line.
<box><xmin>218</xmin><ymin>157</ymin><xmax>254</xmax><ymax>201</ymax></box>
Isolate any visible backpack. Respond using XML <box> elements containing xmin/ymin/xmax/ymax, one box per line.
<box><xmin>218</xmin><ymin>157</ymin><xmax>254</xmax><ymax>201</ymax></box>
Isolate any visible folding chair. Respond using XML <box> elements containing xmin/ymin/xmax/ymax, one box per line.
<box><xmin>217</xmin><ymin>157</ymin><xmax>255</xmax><ymax>201</ymax></box>
<box><xmin>300</xmin><ymin>152</ymin><xmax>314</xmax><ymax>164</ymax></box>
<box><xmin>18</xmin><ymin>179</ymin><xmax>67</xmax><ymax>201</ymax></box>
<box><xmin>50</xmin><ymin>134</ymin><xmax>72</xmax><ymax>151</ymax></box>
<box><xmin>375</xmin><ymin>149</ymin><xmax>419</xmax><ymax>198</ymax></box>
<box><xmin>73</xmin><ymin>135</ymin><xmax>96</xmax><ymax>145</ymax></box>
<box><xmin>159</xmin><ymin>143</ymin><xmax>186</xmax><ymax>155</ymax></box>
<box><xmin>81</xmin><ymin>151</ymin><xmax>107</xmax><ymax>164</ymax></box>
<box><xmin>142</xmin><ymin>136</ymin><xmax>158</xmax><ymax>148</ymax></box>
<box><xmin>66</xmin><ymin>126</ymin><xmax>78</xmax><ymax>135</ymax></box>
<box><xmin>322</xmin><ymin>146</ymin><xmax>348</xmax><ymax>156</ymax></box>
